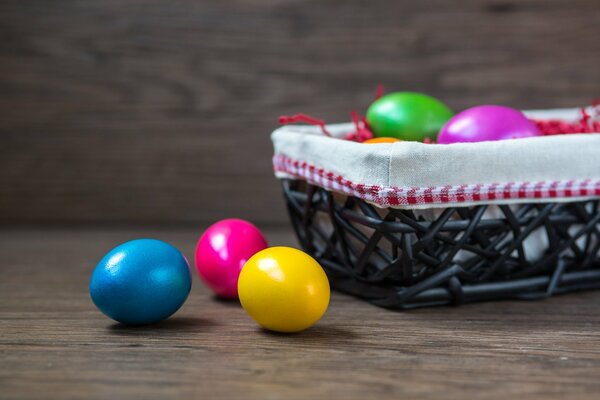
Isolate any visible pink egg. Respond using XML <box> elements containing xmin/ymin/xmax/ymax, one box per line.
<box><xmin>195</xmin><ymin>219</ymin><xmax>268</xmax><ymax>298</ymax></box>
<box><xmin>437</xmin><ymin>105</ymin><xmax>541</xmax><ymax>144</ymax></box>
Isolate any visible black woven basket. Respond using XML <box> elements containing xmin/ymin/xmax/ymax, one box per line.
<box><xmin>282</xmin><ymin>179</ymin><xmax>600</xmax><ymax>309</ymax></box>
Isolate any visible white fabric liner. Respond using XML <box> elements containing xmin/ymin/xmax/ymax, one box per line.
<box><xmin>272</xmin><ymin>107</ymin><xmax>600</xmax><ymax>210</ymax></box>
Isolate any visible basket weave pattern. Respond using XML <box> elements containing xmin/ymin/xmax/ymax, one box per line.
<box><xmin>283</xmin><ymin>179</ymin><xmax>600</xmax><ymax>308</ymax></box>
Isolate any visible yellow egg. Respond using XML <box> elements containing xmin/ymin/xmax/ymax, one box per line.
<box><xmin>238</xmin><ymin>247</ymin><xmax>330</xmax><ymax>333</ymax></box>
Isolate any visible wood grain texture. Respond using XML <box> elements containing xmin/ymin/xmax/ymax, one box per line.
<box><xmin>1</xmin><ymin>226</ymin><xmax>600</xmax><ymax>399</ymax></box>
<box><xmin>0</xmin><ymin>0</ymin><xmax>599</xmax><ymax>224</ymax></box>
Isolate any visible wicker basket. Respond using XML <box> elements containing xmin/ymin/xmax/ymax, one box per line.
<box><xmin>272</xmin><ymin>108</ymin><xmax>600</xmax><ymax>309</ymax></box>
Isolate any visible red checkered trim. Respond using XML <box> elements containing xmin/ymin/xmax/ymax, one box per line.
<box><xmin>273</xmin><ymin>153</ymin><xmax>600</xmax><ymax>207</ymax></box>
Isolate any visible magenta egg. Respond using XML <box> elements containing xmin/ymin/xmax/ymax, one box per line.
<box><xmin>195</xmin><ymin>219</ymin><xmax>268</xmax><ymax>298</ymax></box>
<box><xmin>437</xmin><ymin>105</ymin><xmax>541</xmax><ymax>144</ymax></box>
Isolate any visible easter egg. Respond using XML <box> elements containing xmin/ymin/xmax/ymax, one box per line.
<box><xmin>195</xmin><ymin>219</ymin><xmax>268</xmax><ymax>298</ymax></box>
<box><xmin>362</xmin><ymin>137</ymin><xmax>401</xmax><ymax>144</ymax></box>
<box><xmin>366</xmin><ymin>92</ymin><xmax>453</xmax><ymax>142</ymax></box>
<box><xmin>238</xmin><ymin>247</ymin><xmax>330</xmax><ymax>333</ymax></box>
<box><xmin>90</xmin><ymin>239</ymin><xmax>192</xmax><ymax>325</ymax></box>
<box><xmin>437</xmin><ymin>105</ymin><xmax>541</xmax><ymax>144</ymax></box>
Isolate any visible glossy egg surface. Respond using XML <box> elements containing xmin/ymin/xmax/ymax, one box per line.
<box><xmin>238</xmin><ymin>247</ymin><xmax>330</xmax><ymax>333</ymax></box>
<box><xmin>90</xmin><ymin>239</ymin><xmax>192</xmax><ymax>325</ymax></box>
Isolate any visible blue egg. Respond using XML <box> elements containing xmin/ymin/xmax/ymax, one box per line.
<box><xmin>90</xmin><ymin>239</ymin><xmax>192</xmax><ymax>325</ymax></box>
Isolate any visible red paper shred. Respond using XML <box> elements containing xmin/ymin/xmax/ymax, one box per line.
<box><xmin>279</xmin><ymin>86</ymin><xmax>384</xmax><ymax>142</ymax></box>
<box><xmin>375</xmin><ymin>84</ymin><xmax>385</xmax><ymax>100</ymax></box>
<box><xmin>533</xmin><ymin>103</ymin><xmax>600</xmax><ymax>135</ymax></box>
<box><xmin>278</xmin><ymin>114</ymin><xmax>331</xmax><ymax>137</ymax></box>
<box><xmin>343</xmin><ymin>111</ymin><xmax>374</xmax><ymax>142</ymax></box>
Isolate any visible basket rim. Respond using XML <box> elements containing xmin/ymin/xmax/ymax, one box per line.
<box><xmin>272</xmin><ymin>107</ymin><xmax>600</xmax><ymax>210</ymax></box>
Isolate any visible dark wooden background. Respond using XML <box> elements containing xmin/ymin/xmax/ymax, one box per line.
<box><xmin>1</xmin><ymin>0</ymin><xmax>599</xmax><ymax>226</ymax></box>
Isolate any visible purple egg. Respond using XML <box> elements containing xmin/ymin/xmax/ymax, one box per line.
<box><xmin>437</xmin><ymin>105</ymin><xmax>541</xmax><ymax>144</ymax></box>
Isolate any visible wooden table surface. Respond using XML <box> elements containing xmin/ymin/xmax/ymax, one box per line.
<box><xmin>2</xmin><ymin>226</ymin><xmax>600</xmax><ymax>399</ymax></box>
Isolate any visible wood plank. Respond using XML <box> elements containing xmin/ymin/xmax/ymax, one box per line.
<box><xmin>0</xmin><ymin>0</ymin><xmax>599</xmax><ymax>224</ymax></box>
<box><xmin>1</xmin><ymin>227</ymin><xmax>600</xmax><ymax>399</ymax></box>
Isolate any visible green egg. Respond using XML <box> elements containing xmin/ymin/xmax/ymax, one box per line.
<box><xmin>366</xmin><ymin>92</ymin><xmax>454</xmax><ymax>142</ymax></box>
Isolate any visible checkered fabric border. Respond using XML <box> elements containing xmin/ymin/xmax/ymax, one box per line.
<box><xmin>273</xmin><ymin>153</ymin><xmax>600</xmax><ymax>208</ymax></box>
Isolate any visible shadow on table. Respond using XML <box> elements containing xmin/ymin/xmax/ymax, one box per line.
<box><xmin>260</xmin><ymin>324</ymin><xmax>360</xmax><ymax>345</ymax></box>
<box><xmin>107</xmin><ymin>317</ymin><xmax>215</xmax><ymax>335</ymax></box>
<box><xmin>212</xmin><ymin>295</ymin><xmax>241</xmax><ymax>307</ymax></box>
